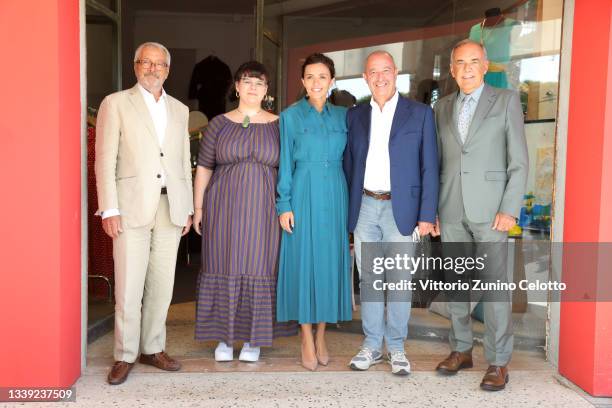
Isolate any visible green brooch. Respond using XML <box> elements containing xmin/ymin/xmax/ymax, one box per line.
<box><xmin>242</xmin><ymin>115</ymin><xmax>250</xmax><ymax>128</ymax></box>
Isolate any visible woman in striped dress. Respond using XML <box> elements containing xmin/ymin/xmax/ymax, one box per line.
<box><xmin>193</xmin><ymin>61</ymin><xmax>296</xmax><ymax>362</ymax></box>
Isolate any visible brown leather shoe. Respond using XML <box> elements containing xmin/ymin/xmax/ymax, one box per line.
<box><xmin>139</xmin><ymin>351</ymin><xmax>181</xmax><ymax>371</ymax></box>
<box><xmin>107</xmin><ymin>361</ymin><xmax>134</xmax><ymax>385</ymax></box>
<box><xmin>436</xmin><ymin>350</ymin><xmax>473</xmax><ymax>375</ymax></box>
<box><xmin>480</xmin><ymin>365</ymin><xmax>509</xmax><ymax>391</ymax></box>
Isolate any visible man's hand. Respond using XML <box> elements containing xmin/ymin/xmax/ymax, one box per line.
<box><xmin>418</xmin><ymin>221</ymin><xmax>435</xmax><ymax>237</ymax></box>
<box><xmin>102</xmin><ymin>215</ymin><xmax>123</xmax><ymax>238</ymax></box>
<box><xmin>182</xmin><ymin>215</ymin><xmax>193</xmax><ymax>236</ymax></box>
<box><xmin>431</xmin><ymin>217</ymin><xmax>441</xmax><ymax>237</ymax></box>
<box><xmin>279</xmin><ymin>211</ymin><xmax>294</xmax><ymax>233</ymax></box>
<box><xmin>492</xmin><ymin>212</ymin><xmax>516</xmax><ymax>232</ymax></box>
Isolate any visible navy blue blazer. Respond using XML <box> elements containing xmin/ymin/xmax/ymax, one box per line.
<box><xmin>343</xmin><ymin>96</ymin><xmax>439</xmax><ymax>236</ymax></box>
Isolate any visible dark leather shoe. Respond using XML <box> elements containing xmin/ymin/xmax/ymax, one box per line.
<box><xmin>139</xmin><ymin>351</ymin><xmax>181</xmax><ymax>371</ymax></box>
<box><xmin>480</xmin><ymin>365</ymin><xmax>509</xmax><ymax>391</ymax></box>
<box><xmin>107</xmin><ymin>361</ymin><xmax>134</xmax><ymax>385</ymax></box>
<box><xmin>436</xmin><ymin>350</ymin><xmax>473</xmax><ymax>375</ymax></box>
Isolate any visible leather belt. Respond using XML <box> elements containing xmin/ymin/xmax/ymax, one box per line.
<box><xmin>363</xmin><ymin>189</ymin><xmax>391</xmax><ymax>200</ymax></box>
<box><xmin>161</xmin><ymin>187</ymin><xmax>167</xmax><ymax>195</ymax></box>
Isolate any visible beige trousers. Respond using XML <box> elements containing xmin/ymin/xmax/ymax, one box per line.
<box><xmin>112</xmin><ymin>195</ymin><xmax>182</xmax><ymax>363</ymax></box>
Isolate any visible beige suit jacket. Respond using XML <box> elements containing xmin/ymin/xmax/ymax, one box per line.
<box><xmin>95</xmin><ymin>85</ymin><xmax>194</xmax><ymax>228</ymax></box>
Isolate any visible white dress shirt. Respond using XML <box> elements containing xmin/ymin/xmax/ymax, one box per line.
<box><xmin>363</xmin><ymin>90</ymin><xmax>399</xmax><ymax>192</ymax></box>
<box><xmin>102</xmin><ymin>84</ymin><xmax>168</xmax><ymax>219</ymax></box>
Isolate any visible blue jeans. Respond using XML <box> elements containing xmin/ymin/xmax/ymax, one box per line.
<box><xmin>354</xmin><ymin>195</ymin><xmax>415</xmax><ymax>353</ymax></box>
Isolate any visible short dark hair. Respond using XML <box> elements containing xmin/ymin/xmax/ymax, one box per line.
<box><xmin>330</xmin><ymin>89</ymin><xmax>356</xmax><ymax>107</ymax></box>
<box><xmin>301</xmin><ymin>53</ymin><xmax>335</xmax><ymax>79</ymax></box>
<box><xmin>234</xmin><ymin>61</ymin><xmax>270</xmax><ymax>84</ymax></box>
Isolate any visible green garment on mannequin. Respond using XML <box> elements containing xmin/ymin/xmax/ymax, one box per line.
<box><xmin>469</xmin><ymin>18</ymin><xmax>519</xmax><ymax>89</ymax></box>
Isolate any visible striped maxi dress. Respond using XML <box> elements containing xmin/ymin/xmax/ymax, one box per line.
<box><xmin>195</xmin><ymin>114</ymin><xmax>297</xmax><ymax>347</ymax></box>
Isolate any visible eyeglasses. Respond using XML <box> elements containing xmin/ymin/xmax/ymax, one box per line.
<box><xmin>135</xmin><ymin>59</ymin><xmax>169</xmax><ymax>70</ymax></box>
<box><xmin>240</xmin><ymin>78</ymin><xmax>267</xmax><ymax>88</ymax></box>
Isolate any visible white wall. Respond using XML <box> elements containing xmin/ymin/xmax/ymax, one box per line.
<box><xmin>525</xmin><ymin>121</ymin><xmax>556</xmax><ymax>205</ymax></box>
<box><xmin>547</xmin><ymin>0</ymin><xmax>575</xmax><ymax>369</ymax></box>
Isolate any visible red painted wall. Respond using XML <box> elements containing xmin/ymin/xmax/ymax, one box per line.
<box><xmin>560</xmin><ymin>0</ymin><xmax>612</xmax><ymax>396</ymax></box>
<box><xmin>0</xmin><ymin>0</ymin><xmax>81</xmax><ymax>387</ymax></box>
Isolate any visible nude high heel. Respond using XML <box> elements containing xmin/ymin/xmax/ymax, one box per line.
<box><xmin>315</xmin><ymin>341</ymin><xmax>330</xmax><ymax>366</ymax></box>
<box><xmin>301</xmin><ymin>341</ymin><xmax>318</xmax><ymax>371</ymax></box>
<box><xmin>316</xmin><ymin>351</ymin><xmax>330</xmax><ymax>366</ymax></box>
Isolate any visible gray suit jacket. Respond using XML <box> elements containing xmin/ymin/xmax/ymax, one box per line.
<box><xmin>433</xmin><ymin>84</ymin><xmax>528</xmax><ymax>223</ymax></box>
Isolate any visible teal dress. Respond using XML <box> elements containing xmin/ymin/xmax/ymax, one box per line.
<box><xmin>276</xmin><ymin>97</ymin><xmax>352</xmax><ymax>324</ymax></box>
<box><xmin>469</xmin><ymin>18</ymin><xmax>519</xmax><ymax>89</ymax></box>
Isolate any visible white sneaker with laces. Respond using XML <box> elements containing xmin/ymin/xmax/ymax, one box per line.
<box><xmin>239</xmin><ymin>343</ymin><xmax>260</xmax><ymax>362</ymax></box>
<box><xmin>388</xmin><ymin>351</ymin><xmax>411</xmax><ymax>376</ymax></box>
<box><xmin>349</xmin><ymin>348</ymin><xmax>383</xmax><ymax>371</ymax></box>
<box><xmin>214</xmin><ymin>342</ymin><xmax>234</xmax><ymax>362</ymax></box>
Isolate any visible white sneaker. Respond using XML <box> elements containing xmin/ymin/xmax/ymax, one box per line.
<box><xmin>349</xmin><ymin>348</ymin><xmax>383</xmax><ymax>371</ymax></box>
<box><xmin>239</xmin><ymin>343</ymin><xmax>260</xmax><ymax>362</ymax></box>
<box><xmin>214</xmin><ymin>342</ymin><xmax>234</xmax><ymax>362</ymax></box>
<box><xmin>388</xmin><ymin>351</ymin><xmax>411</xmax><ymax>376</ymax></box>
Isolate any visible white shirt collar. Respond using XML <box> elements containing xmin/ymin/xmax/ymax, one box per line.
<box><xmin>137</xmin><ymin>83</ymin><xmax>167</xmax><ymax>103</ymax></box>
<box><xmin>370</xmin><ymin>90</ymin><xmax>399</xmax><ymax>113</ymax></box>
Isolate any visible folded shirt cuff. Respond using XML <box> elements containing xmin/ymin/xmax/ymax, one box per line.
<box><xmin>101</xmin><ymin>208</ymin><xmax>120</xmax><ymax>219</ymax></box>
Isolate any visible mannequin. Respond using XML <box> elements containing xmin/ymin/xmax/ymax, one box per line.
<box><xmin>468</xmin><ymin>7</ymin><xmax>518</xmax><ymax>89</ymax></box>
<box><xmin>484</xmin><ymin>7</ymin><xmax>503</xmax><ymax>22</ymax></box>
<box><xmin>188</xmin><ymin>55</ymin><xmax>232</xmax><ymax>120</ymax></box>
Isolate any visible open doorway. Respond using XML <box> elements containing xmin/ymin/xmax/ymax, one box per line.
<box><xmin>85</xmin><ymin>0</ymin><xmax>261</xmax><ymax>344</ymax></box>
<box><xmin>84</xmin><ymin>0</ymin><xmax>564</xmax><ymax>372</ymax></box>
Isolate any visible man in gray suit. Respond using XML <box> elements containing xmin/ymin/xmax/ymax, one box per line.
<box><xmin>432</xmin><ymin>39</ymin><xmax>528</xmax><ymax>391</ymax></box>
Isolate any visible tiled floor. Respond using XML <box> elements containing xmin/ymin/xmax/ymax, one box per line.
<box><xmin>55</xmin><ymin>302</ymin><xmax>598</xmax><ymax>408</ymax></box>
<box><xmin>86</xmin><ymin>302</ymin><xmax>548</xmax><ymax>371</ymax></box>
<box><xmin>20</xmin><ymin>370</ymin><xmax>593</xmax><ymax>408</ymax></box>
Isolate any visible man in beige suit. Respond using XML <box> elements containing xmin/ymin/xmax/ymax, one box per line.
<box><xmin>95</xmin><ymin>42</ymin><xmax>193</xmax><ymax>385</ymax></box>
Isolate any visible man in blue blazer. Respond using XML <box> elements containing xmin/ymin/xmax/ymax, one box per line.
<box><xmin>344</xmin><ymin>51</ymin><xmax>439</xmax><ymax>375</ymax></box>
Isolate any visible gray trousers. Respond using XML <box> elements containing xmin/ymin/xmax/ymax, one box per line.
<box><xmin>440</xmin><ymin>212</ymin><xmax>513</xmax><ymax>366</ymax></box>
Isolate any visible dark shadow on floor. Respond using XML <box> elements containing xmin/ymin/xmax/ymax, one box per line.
<box><xmin>88</xmin><ymin>234</ymin><xmax>202</xmax><ymax>344</ymax></box>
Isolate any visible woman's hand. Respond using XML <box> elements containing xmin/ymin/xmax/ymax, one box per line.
<box><xmin>193</xmin><ymin>208</ymin><xmax>203</xmax><ymax>235</ymax></box>
<box><xmin>279</xmin><ymin>211</ymin><xmax>295</xmax><ymax>233</ymax></box>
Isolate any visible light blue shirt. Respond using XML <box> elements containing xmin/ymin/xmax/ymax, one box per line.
<box><xmin>455</xmin><ymin>82</ymin><xmax>485</xmax><ymax>128</ymax></box>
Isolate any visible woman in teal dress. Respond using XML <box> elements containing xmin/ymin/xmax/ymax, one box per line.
<box><xmin>276</xmin><ymin>53</ymin><xmax>352</xmax><ymax>371</ymax></box>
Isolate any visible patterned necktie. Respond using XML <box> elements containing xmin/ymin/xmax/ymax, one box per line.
<box><xmin>457</xmin><ymin>95</ymin><xmax>473</xmax><ymax>144</ymax></box>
